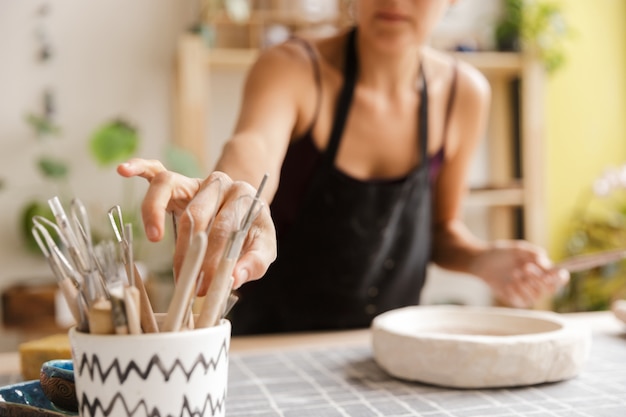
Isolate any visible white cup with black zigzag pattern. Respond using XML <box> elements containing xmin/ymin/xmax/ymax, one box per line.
<box><xmin>69</xmin><ymin>319</ymin><xmax>231</xmax><ymax>417</ymax></box>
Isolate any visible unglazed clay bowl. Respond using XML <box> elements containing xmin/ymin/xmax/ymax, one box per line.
<box><xmin>371</xmin><ymin>305</ymin><xmax>591</xmax><ymax>388</ymax></box>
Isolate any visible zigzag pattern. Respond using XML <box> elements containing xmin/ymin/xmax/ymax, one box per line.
<box><xmin>80</xmin><ymin>390</ymin><xmax>227</xmax><ymax>417</ymax></box>
<box><xmin>77</xmin><ymin>338</ymin><xmax>229</xmax><ymax>383</ymax></box>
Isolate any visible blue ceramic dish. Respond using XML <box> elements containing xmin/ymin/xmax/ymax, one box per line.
<box><xmin>0</xmin><ymin>359</ymin><xmax>77</xmax><ymax>416</ymax></box>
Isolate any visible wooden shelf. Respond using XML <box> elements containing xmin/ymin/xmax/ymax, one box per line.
<box><xmin>466</xmin><ymin>184</ymin><xmax>524</xmax><ymax>207</ymax></box>
<box><xmin>210</xmin><ymin>10</ymin><xmax>342</xmax><ymax>27</ymax></box>
<box><xmin>206</xmin><ymin>48</ymin><xmax>259</xmax><ymax>69</ymax></box>
<box><xmin>451</xmin><ymin>51</ymin><xmax>523</xmax><ymax>77</ymax></box>
<box><xmin>203</xmin><ymin>47</ymin><xmax>525</xmax><ymax>75</ymax></box>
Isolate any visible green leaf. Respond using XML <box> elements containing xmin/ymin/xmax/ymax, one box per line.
<box><xmin>25</xmin><ymin>113</ymin><xmax>62</xmax><ymax>137</ymax></box>
<box><xmin>164</xmin><ymin>145</ymin><xmax>203</xmax><ymax>178</ymax></box>
<box><xmin>89</xmin><ymin>119</ymin><xmax>139</xmax><ymax>166</ymax></box>
<box><xmin>21</xmin><ymin>200</ymin><xmax>58</xmax><ymax>254</ymax></box>
<box><xmin>37</xmin><ymin>156</ymin><xmax>69</xmax><ymax>179</ymax></box>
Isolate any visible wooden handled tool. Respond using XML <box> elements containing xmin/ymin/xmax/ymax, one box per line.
<box><xmin>556</xmin><ymin>248</ymin><xmax>626</xmax><ymax>273</ymax></box>
<box><xmin>162</xmin><ymin>232</ymin><xmax>208</xmax><ymax>332</ymax></box>
<box><xmin>124</xmin><ymin>262</ymin><xmax>158</xmax><ymax>333</ymax></box>
<box><xmin>197</xmin><ymin>173</ymin><xmax>269</xmax><ymax>328</ymax></box>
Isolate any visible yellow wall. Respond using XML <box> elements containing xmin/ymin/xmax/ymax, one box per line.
<box><xmin>546</xmin><ymin>0</ymin><xmax>626</xmax><ymax>258</ymax></box>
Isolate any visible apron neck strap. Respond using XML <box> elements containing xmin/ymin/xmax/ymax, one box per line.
<box><xmin>323</xmin><ymin>27</ymin><xmax>358</xmax><ymax>166</ymax></box>
<box><xmin>324</xmin><ymin>27</ymin><xmax>429</xmax><ymax>170</ymax></box>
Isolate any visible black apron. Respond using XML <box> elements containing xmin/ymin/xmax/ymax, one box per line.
<box><xmin>231</xmin><ymin>28</ymin><xmax>432</xmax><ymax>334</ymax></box>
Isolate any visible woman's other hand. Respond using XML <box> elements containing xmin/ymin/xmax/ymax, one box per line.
<box><xmin>470</xmin><ymin>240</ymin><xmax>570</xmax><ymax>308</ymax></box>
<box><xmin>117</xmin><ymin>158</ymin><xmax>277</xmax><ymax>294</ymax></box>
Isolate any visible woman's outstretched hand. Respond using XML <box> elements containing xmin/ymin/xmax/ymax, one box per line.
<box><xmin>470</xmin><ymin>240</ymin><xmax>569</xmax><ymax>308</ymax></box>
<box><xmin>117</xmin><ymin>158</ymin><xmax>277</xmax><ymax>294</ymax></box>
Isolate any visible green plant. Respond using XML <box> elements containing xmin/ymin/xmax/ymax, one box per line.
<box><xmin>19</xmin><ymin>6</ymin><xmax>71</xmax><ymax>253</ymax></box>
<box><xmin>86</xmin><ymin>119</ymin><xmax>203</xmax><ymax>252</ymax></box>
<box><xmin>495</xmin><ymin>0</ymin><xmax>572</xmax><ymax>73</ymax></box>
<box><xmin>17</xmin><ymin>3</ymin><xmax>201</xmax><ymax>256</ymax></box>
<box><xmin>495</xmin><ymin>0</ymin><xmax>524</xmax><ymax>52</ymax></box>
<box><xmin>89</xmin><ymin>119</ymin><xmax>139</xmax><ymax>166</ymax></box>
<box><xmin>21</xmin><ymin>110</ymin><xmax>205</xmax><ymax>254</ymax></box>
<box><xmin>553</xmin><ymin>165</ymin><xmax>626</xmax><ymax>312</ymax></box>
<box><xmin>20</xmin><ymin>106</ymin><xmax>69</xmax><ymax>252</ymax></box>
<box><xmin>19</xmin><ymin>115</ymin><xmax>141</xmax><ymax>252</ymax></box>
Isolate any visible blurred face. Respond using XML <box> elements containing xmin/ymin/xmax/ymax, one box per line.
<box><xmin>354</xmin><ymin>0</ymin><xmax>454</xmax><ymax>51</ymax></box>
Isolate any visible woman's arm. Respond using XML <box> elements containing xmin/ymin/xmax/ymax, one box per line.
<box><xmin>213</xmin><ymin>42</ymin><xmax>317</xmax><ymax>199</ymax></box>
<box><xmin>431</xmin><ymin>60</ymin><xmax>491</xmax><ymax>269</ymax></box>
<box><xmin>430</xmin><ymin>61</ymin><xmax>567</xmax><ymax>307</ymax></box>
<box><xmin>118</xmin><ymin>41</ymin><xmax>319</xmax><ymax>292</ymax></box>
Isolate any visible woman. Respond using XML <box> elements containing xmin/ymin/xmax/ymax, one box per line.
<box><xmin>118</xmin><ymin>0</ymin><xmax>568</xmax><ymax>334</ymax></box>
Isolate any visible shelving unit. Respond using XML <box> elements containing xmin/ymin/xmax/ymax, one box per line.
<box><xmin>202</xmin><ymin>0</ymin><xmax>352</xmax><ymax>48</ymax></box>
<box><xmin>172</xmin><ymin>35</ymin><xmax>546</xmax><ymax>247</ymax></box>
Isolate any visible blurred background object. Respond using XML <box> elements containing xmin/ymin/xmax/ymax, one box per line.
<box><xmin>554</xmin><ymin>164</ymin><xmax>626</xmax><ymax>312</ymax></box>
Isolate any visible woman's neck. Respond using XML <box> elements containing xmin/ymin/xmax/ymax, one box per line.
<box><xmin>355</xmin><ymin>30</ymin><xmax>426</xmax><ymax>95</ymax></box>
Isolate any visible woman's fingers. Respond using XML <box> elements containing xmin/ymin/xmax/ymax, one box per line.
<box><xmin>118</xmin><ymin>158</ymin><xmax>170</xmax><ymax>241</ymax></box>
<box><xmin>478</xmin><ymin>240</ymin><xmax>571</xmax><ymax>309</ymax></box>
<box><xmin>545</xmin><ymin>268</ymin><xmax>570</xmax><ymax>293</ymax></box>
<box><xmin>232</xmin><ymin>245</ymin><xmax>275</xmax><ymax>289</ymax></box>
<box><xmin>172</xmin><ymin>176</ymin><xmax>276</xmax><ymax>295</ymax></box>
<box><xmin>117</xmin><ymin>158</ymin><xmax>167</xmax><ymax>181</ymax></box>
<box><xmin>118</xmin><ymin>160</ymin><xmax>278</xmax><ymax>294</ymax></box>
<box><xmin>173</xmin><ymin>174</ymin><xmax>234</xmax><ymax>281</ymax></box>
<box><xmin>140</xmin><ymin>171</ymin><xmax>200</xmax><ymax>242</ymax></box>
<box><xmin>504</xmin><ymin>262</ymin><xmax>569</xmax><ymax>308</ymax></box>
<box><xmin>232</xmin><ymin>206</ymin><xmax>277</xmax><ymax>289</ymax></box>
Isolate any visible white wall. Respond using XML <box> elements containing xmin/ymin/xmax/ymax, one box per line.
<box><xmin>0</xmin><ymin>0</ymin><xmax>197</xmax><ymax>289</ymax></box>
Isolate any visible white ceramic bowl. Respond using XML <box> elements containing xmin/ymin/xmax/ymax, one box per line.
<box><xmin>371</xmin><ymin>305</ymin><xmax>591</xmax><ymax>388</ymax></box>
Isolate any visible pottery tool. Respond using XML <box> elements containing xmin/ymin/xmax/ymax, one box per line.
<box><xmin>48</xmin><ymin>197</ymin><xmax>111</xmax><ymax>306</ymax></box>
<box><xmin>222</xmin><ymin>291</ymin><xmax>240</xmax><ymax>318</ymax></box>
<box><xmin>162</xmin><ymin>231</ymin><xmax>208</xmax><ymax>332</ymax></box>
<box><xmin>108</xmin><ymin>205</ymin><xmax>159</xmax><ymax>333</ymax></box>
<box><xmin>556</xmin><ymin>248</ymin><xmax>626</xmax><ymax>273</ymax></box>
<box><xmin>31</xmin><ymin>215</ymin><xmax>94</xmax><ymax>332</ymax></box>
<box><xmin>197</xmin><ymin>173</ymin><xmax>268</xmax><ymax>328</ymax></box>
<box><xmin>69</xmin><ymin>199</ymin><xmax>96</xmax><ymax>271</ymax></box>
<box><xmin>87</xmin><ymin>298</ymin><xmax>115</xmax><ymax>335</ymax></box>
<box><xmin>122</xmin><ymin>224</ymin><xmax>142</xmax><ymax>334</ymax></box>
<box><xmin>31</xmin><ymin>222</ymin><xmax>82</xmax><ymax>326</ymax></box>
<box><xmin>48</xmin><ymin>196</ymin><xmax>90</xmax><ymax>274</ymax></box>
<box><xmin>75</xmin><ymin>292</ymin><xmax>90</xmax><ymax>333</ymax></box>
<box><xmin>128</xmin><ymin>262</ymin><xmax>157</xmax><ymax>332</ymax></box>
<box><xmin>71</xmin><ymin>199</ymin><xmax>114</xmax><ymax>293</ymax></box>
<box><xmin>183</xmin><ymin>273</ymin><xmax>205</xmax><ymax>330</ymax></box>
<box><xmin>124</xmin><ymin>285</ymin><xmax>142</xmax><ymax>334</ymax></box>
<box><xmin>109</xmin><ymin>288</ymin><xmax>129</xmax><ymax>335</ymax></box>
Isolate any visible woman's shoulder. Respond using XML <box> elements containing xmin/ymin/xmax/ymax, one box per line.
<box><xmin>424</xmin><ymin>48</ymin><xmax>490</xmax><ymax>101</ymax></box>
<box><xmin>250</xmin><ymin>32</ymin><xmax>346</xmax><ymax>84</ymax></box>
<box><xmin>425</xmin><ymin>49</ymin><xmax>491</xmax><ymax>158</ymax></box>
<box><xmin>251</xmin><ymin>32</ymin><xmax>343</xmax><ymax>75</ymax></box>
<box><xmin>455</xmin><ymin>58</ymin><xmax>490</xmax><ymax>102</ymax></box>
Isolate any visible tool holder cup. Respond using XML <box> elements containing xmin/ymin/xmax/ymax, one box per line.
<box><xmin>68</xmin><ymin>318</ymin><xmax>231</xmax><ymax>417</ymax></box>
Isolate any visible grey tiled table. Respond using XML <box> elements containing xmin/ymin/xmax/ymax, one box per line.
<box><xmin>1</xmin><ymin>312</ymin><xmax>625</xmax><ymax>416</ymax></box>
<box><xmin>226</xmin><ymin>313</ymin><xmax>626</xmax><ymax>417</ymax></box>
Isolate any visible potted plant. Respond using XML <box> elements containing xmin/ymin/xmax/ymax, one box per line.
<box><xmin>553</xmin><ymin>165</ymin><xmax>626</xmax><ymax>312</ymax></box>
<box><xmin>495</xmin><ymin>0</ymin><xmax>572</xmax><ymax>73</ymax></box>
